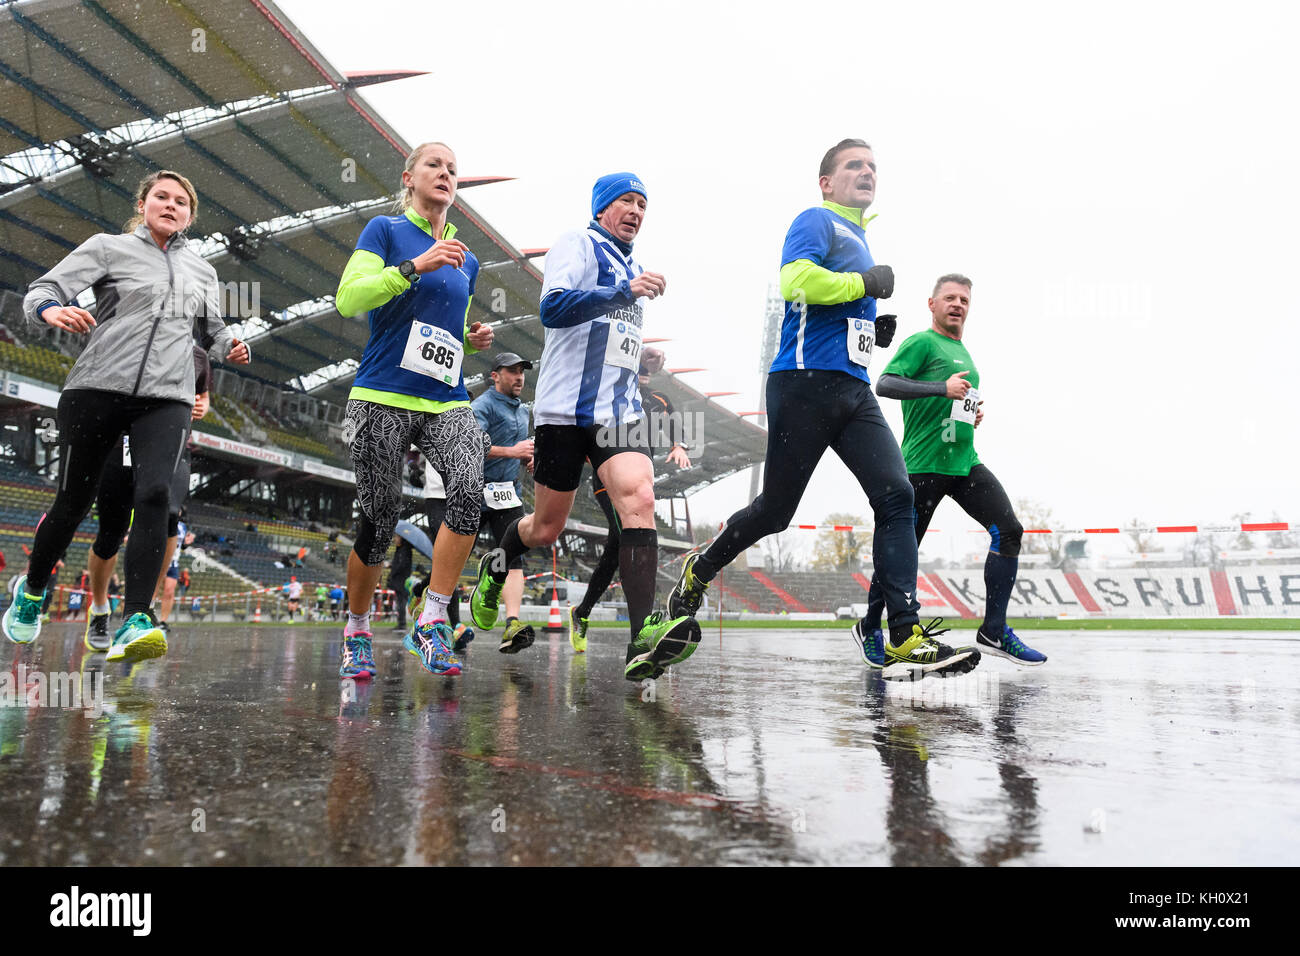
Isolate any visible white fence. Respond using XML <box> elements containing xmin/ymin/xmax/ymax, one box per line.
<box><xmin>909</xmin><ymin>565</ymin><xmax>1300</xmax><ymax>619</ymax></box>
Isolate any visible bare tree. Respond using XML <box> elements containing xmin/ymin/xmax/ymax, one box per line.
<box><xmin>1268</xmin><ymin>511</ymin><xmax>1299</xmax><ymax>549</ymax></box>
<box><xmin>1125</xmin><ymin>518</ymin><xmax>1155</xmax><ymax>554</ymax></box>
<box><xmin>1014</xmin><ymin>498</ymin><xmax>1063</xmax><ymax>562</ymax></box>
<box><xmin>760</xmin><ymin>529</ymin><xmax>800</xmax><ymax>572</ymax></box>
<box><xmin>1230</xmin><ymin>511</ymin><xmax>1254</xmax><ymax>552</ymax></box>
<box><xmin>692</xmin><ymin>518</ymin><xmax>721</xmax><ymax>548</ymax></box>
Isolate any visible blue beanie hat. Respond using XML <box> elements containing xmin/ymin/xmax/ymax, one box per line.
<box><xmin>591</xmin><ymin>172</ymin><xmax>647</xmax><ymax>218</ymax></box>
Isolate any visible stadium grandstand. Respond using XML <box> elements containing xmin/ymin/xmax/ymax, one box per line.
<box><xmin>0</xmin><ymin>0</ymin><xmax>769</xmax><ymax>614</ymax></box>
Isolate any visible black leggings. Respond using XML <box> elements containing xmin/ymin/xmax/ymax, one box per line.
<box><xmin>92</xmin><ymin>442</ymin><xmax>189</xmax><ymax>559</ymax></box>
<box><xmin>865</xmin><ymin>464</ymin><xmax>1022</xmax><ymax>626</ymax></box>
<box><xmin>697</xmin><ymin>370</ymin><xmax>920</xmax><ymax>633</ymax></box>
<box><xmin>576</xmin><ymin>471</ymin><xmax>621</xmax><ymax>616</ymax></box>
<box><xmin>27</xmin><ymin>389</ymin><xmax>190</xmax><ymax>616</ymax></box>
<box><xmin>908</xmin><ymin>465</ymin><xmax>1022</xmax><ymax>554</ymax></box>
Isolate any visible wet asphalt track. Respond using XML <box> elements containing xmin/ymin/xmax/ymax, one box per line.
<box><xmin>0</xmin><ymin>622</ymin><xmax>1296</xmax><ymax>866</ymax></box>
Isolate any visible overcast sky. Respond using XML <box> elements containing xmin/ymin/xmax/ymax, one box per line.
<box><xmin>280</xmin><ymin>0</ymin><xmax>1299</xmax><ymax>557</ymax></box>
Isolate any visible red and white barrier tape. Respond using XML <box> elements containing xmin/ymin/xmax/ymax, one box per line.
<box><xmin>785</xmin><ymin>521</ymin><xmax>1296</xmax><ymax>534</ymax></box>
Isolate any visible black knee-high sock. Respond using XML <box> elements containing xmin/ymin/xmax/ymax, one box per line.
<box><xmin>619</xmin><ymin>527</ymin><xmax>657</xmax><ymax>640</ymax></box>
<box><xmin>491</xmin><ymin>517</ymin><xmax>530</xmax><ymax>584</ymax></box>
<box><xmin>982</xmin><ymin>552</ymin><xmax>1018</xmax><ymax>636</ymax></box>
<box><xmin>578</xmin><ymin>529</ymin><xmax>621</xmax><ymax>619</ymax></box>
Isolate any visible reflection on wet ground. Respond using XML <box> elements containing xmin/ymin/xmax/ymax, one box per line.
<box><xmin>1</xmin><ymin>625</ymin><xmax>1296</xmax><ymax>865</ymax></box>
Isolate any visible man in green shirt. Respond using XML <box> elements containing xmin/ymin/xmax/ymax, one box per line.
<box><xmin>856</xmin><ymin>274</ymin><xmax>1046</xmax><ymax>667</ymax></box>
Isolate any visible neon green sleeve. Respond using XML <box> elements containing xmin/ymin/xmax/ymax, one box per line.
<box><xmin>336</xmin><ymin>249</ymin><xmax>410</xmax><ymax>318</ymax></box>
<box><xmin>779</xmin><ymin>259</ymin><xmax>866</xmax><ymax>306</ymax></box>
<box><xmin>462</xmin><ymin>296</ymin><xmax>479</xmax><ymax>354</ymax></box>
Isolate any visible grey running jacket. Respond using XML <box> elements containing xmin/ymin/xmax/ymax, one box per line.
<box><xmin>21</xmin><ymin>225</ymin><xmax>245</xmax><ymax>404</ymax></box>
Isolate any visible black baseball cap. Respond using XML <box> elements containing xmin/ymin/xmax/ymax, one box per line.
<box><xmin>492</xmin><ymin>352</ymin><xmax>534</xmax><ymax>370</ymax></box>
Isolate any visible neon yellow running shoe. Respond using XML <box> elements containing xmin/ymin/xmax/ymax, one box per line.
<box><xmin>623</xmin><ymin>612</ymin><xmax>702</xmax><ymax>681</ymax></box>
<box><xmin>469</xmin><ymin>551</ymin><xmax>505</xmax><ymax>631</ymax></box>
<box><xmin>568</xmin><ymin>605</ymin><xmax>588</xmax><ymax>653</ymax></box>
<box><xmin>882</xmin><ymin>618</ymin><xmax>979</xmax><ymax>681</ymax></box>
<box><xmin>668</xmin><ymin>553</ymin><xmax>709</xmax><ymax>618</ymax></box>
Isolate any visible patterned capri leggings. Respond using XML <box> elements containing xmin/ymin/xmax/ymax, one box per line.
<box><xmin>345</xmin><ymin>400</ymin><xmax>488</xmax><ymax>565</ymax></box>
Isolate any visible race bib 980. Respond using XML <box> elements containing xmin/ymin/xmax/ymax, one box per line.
<box><xmin>483</xmin><ymin>481</ymin><xmax>521</xmax><ymax>510</ymax></box>
<box><xmin>399</xmin><ymin>322</ymin><xmax>464</xmax><ymax>386</ymax></box>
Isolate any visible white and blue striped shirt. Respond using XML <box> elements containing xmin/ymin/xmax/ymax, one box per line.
<box><xmin>533</xmin><ymin>226</ymin><xmax>647</xmax><ymax>427</ymax></box>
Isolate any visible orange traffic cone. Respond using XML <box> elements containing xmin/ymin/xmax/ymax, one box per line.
<box><xmin>543</xmin><ymin>593</ymin><xmax>564</xmax><ymax>635</ymax></box>
<box><xmin>254</xmin><ymin>600</ymin><xmax>262</xmax><ymax>623</ymax></box>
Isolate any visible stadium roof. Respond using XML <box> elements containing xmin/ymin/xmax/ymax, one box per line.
<box><xmin>0</xmin><ymin>0</ymin><xmax>766</xmax><ymax>507</ymax></box>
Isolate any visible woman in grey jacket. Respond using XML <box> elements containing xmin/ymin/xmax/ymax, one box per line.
<box><xmin>2</xmin><ymin>169</ymin><xmax>249</xmax><ymax>662</ymax></box>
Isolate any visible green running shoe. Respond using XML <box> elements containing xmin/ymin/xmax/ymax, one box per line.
<box><xmin>84</xmin><ymin>609</ymin><xmax>112</xmax><ymax>653</ymax></box>
<box><xmin>407</xmin><ymin>584</ymin><xmax>425</xmax><ymax>625</ymax></box>
<box><xmin>668</xmin><ymin>553</ymin><xmax>709</xmax><ymax>619</ymax></box>
<box><xmin>623</xmin><ymin>612</ymin><xmax>702</xmax><ymax>682</ymax></box>
<box><xmin>568</xmin><ymin>605</ymin><xmax>588</xmax><ymax>654</ymax></box>
<box><xmin>882</xmin><ymin>618</ymin><xmax>979</xmax><ymax>681</ymax></box>
<box><xmin>499</xmin><ymin>618</ymin><xmax>535</xmax><ymax>654</ymax></box>
<box><xmin>469</xmin><ymin>551</ymin><xmax>505</xmax><ymax>630</ymax></box>
<box><xmin>105</xmin><ymin>612</ymin><xmax>168</xmax><ymax>664</ymax></box>
<box><xmin>2</xmin><ymin>575</ymin><xmax>43</xmax><ymax>645</ymax></box>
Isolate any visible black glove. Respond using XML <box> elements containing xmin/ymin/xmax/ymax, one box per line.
<box><xmin>860</xmin><ymin>264</ymin><xmax>894</xmax><ymax>300</ymax></box>
<box><xmin>874</xmin><ymin>314</ymin><xmax>897</xmax><ymax>348</ymax></box>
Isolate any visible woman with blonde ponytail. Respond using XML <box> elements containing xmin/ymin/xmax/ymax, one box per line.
<box><xmin>333</xmin><ymin>141</ymin><xmax>495</xmax><ymax>680</ymax></box>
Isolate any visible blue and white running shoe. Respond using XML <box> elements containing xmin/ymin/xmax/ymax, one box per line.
<box><xmin>849</xmin><ymin>620</ymin><xmax>887</xmax><ymax>669</ymax></box>
<box><xmin>339</xmin><ymin>632</ymin><xmax>377</xmax><ymax>680</ymax></box>
<box><xmin>404</xmin><ymin>620</ymin><xmax>462</xmax><ymax>676</ymax></box>
<box><xmin>976</xmin><ymin>625</ymin><xmax>1046</xmax><ymax>666</ymax></box>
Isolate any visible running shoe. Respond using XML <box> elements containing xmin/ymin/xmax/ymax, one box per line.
<box><xmin>84</xmin><ymin>609</ymin><xmax>112</xmax><ymax>653</ymax></box>
<box><xmin>668</xmin><ymin>553</ymin><xmax>709</xmax><ymax>619</ymax></box>
<box><xmin>452</xmin><ymin>623</ymin><xmax>475</xmax><ymax>652</ymax></box>
<box><xmin>882</xmin><ymin>618</ymin><xmax>980</xmax><ymax>681</ymax></box>
<box><xmin>624</xmin><ymin>612</ymin><xmax>702</xmax><ymax>682</ymax></box>
<box><xmin>407</xmin><ymin>585</ymin><xmax>425</xmax><ymax>623</ymax></box>
<box><xmin>404</xmin><ymin>620</ymin><xmax>462</xmax><ymax>676</ymax></box>
<box><xmin>469</xmin><ymin>551</ymin><xmax>505</xmax><ymax>630</ymax></box>
<box><xmin>339</xmin><ymin>632</ymin><xmax>377</xmax><ymax>680</ymax></box>
<box><xmin>850</xmin><ymin>621</ymin><xmax>886</xmax><ymax>668</ymax></box>
<box><xmin>105</xmin><ymin>612</ymin><xmax>168</xmax><ymax>664</ymax></box>
<box><xmin>568</xmin><ymin>605</ymin><xmax>588</xmax><ymax>654</ymax></box>
<box><xmin>976</xmin><ymin>625</ymin><xmax>1047</xmax><ymax>666</ymax></box>
<box><xmin>2</xmin><ymin>575</ymin><xmax>42</xmax><ymax>645</ymax></box>
<box><xmin>499</xmin><ymin>618</ymin><xmax>535</xmax><ymax>655</ymax></box>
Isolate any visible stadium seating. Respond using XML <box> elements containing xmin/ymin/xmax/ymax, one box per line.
<box><xmin>0</xmin><ymin>340</ymin><xmax>74</xmax><ymax>387</ymax></box>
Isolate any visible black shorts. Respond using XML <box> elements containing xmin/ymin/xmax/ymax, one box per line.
<box><xmin>533</xmin><ymin>423</ymin><xmax>651</xmax><ymax>493</ymax></box>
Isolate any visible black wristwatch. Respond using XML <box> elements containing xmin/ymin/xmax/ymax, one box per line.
<box><xmin>398</xmin><ymin>259</ymin><xmax>417</xmax><ymax>282</ymax></box>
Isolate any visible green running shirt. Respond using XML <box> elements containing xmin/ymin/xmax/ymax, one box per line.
<box><xmin>882</xmin><ymin>329</ymin><xmax>981</xmax><ymax>476</ymax></box>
